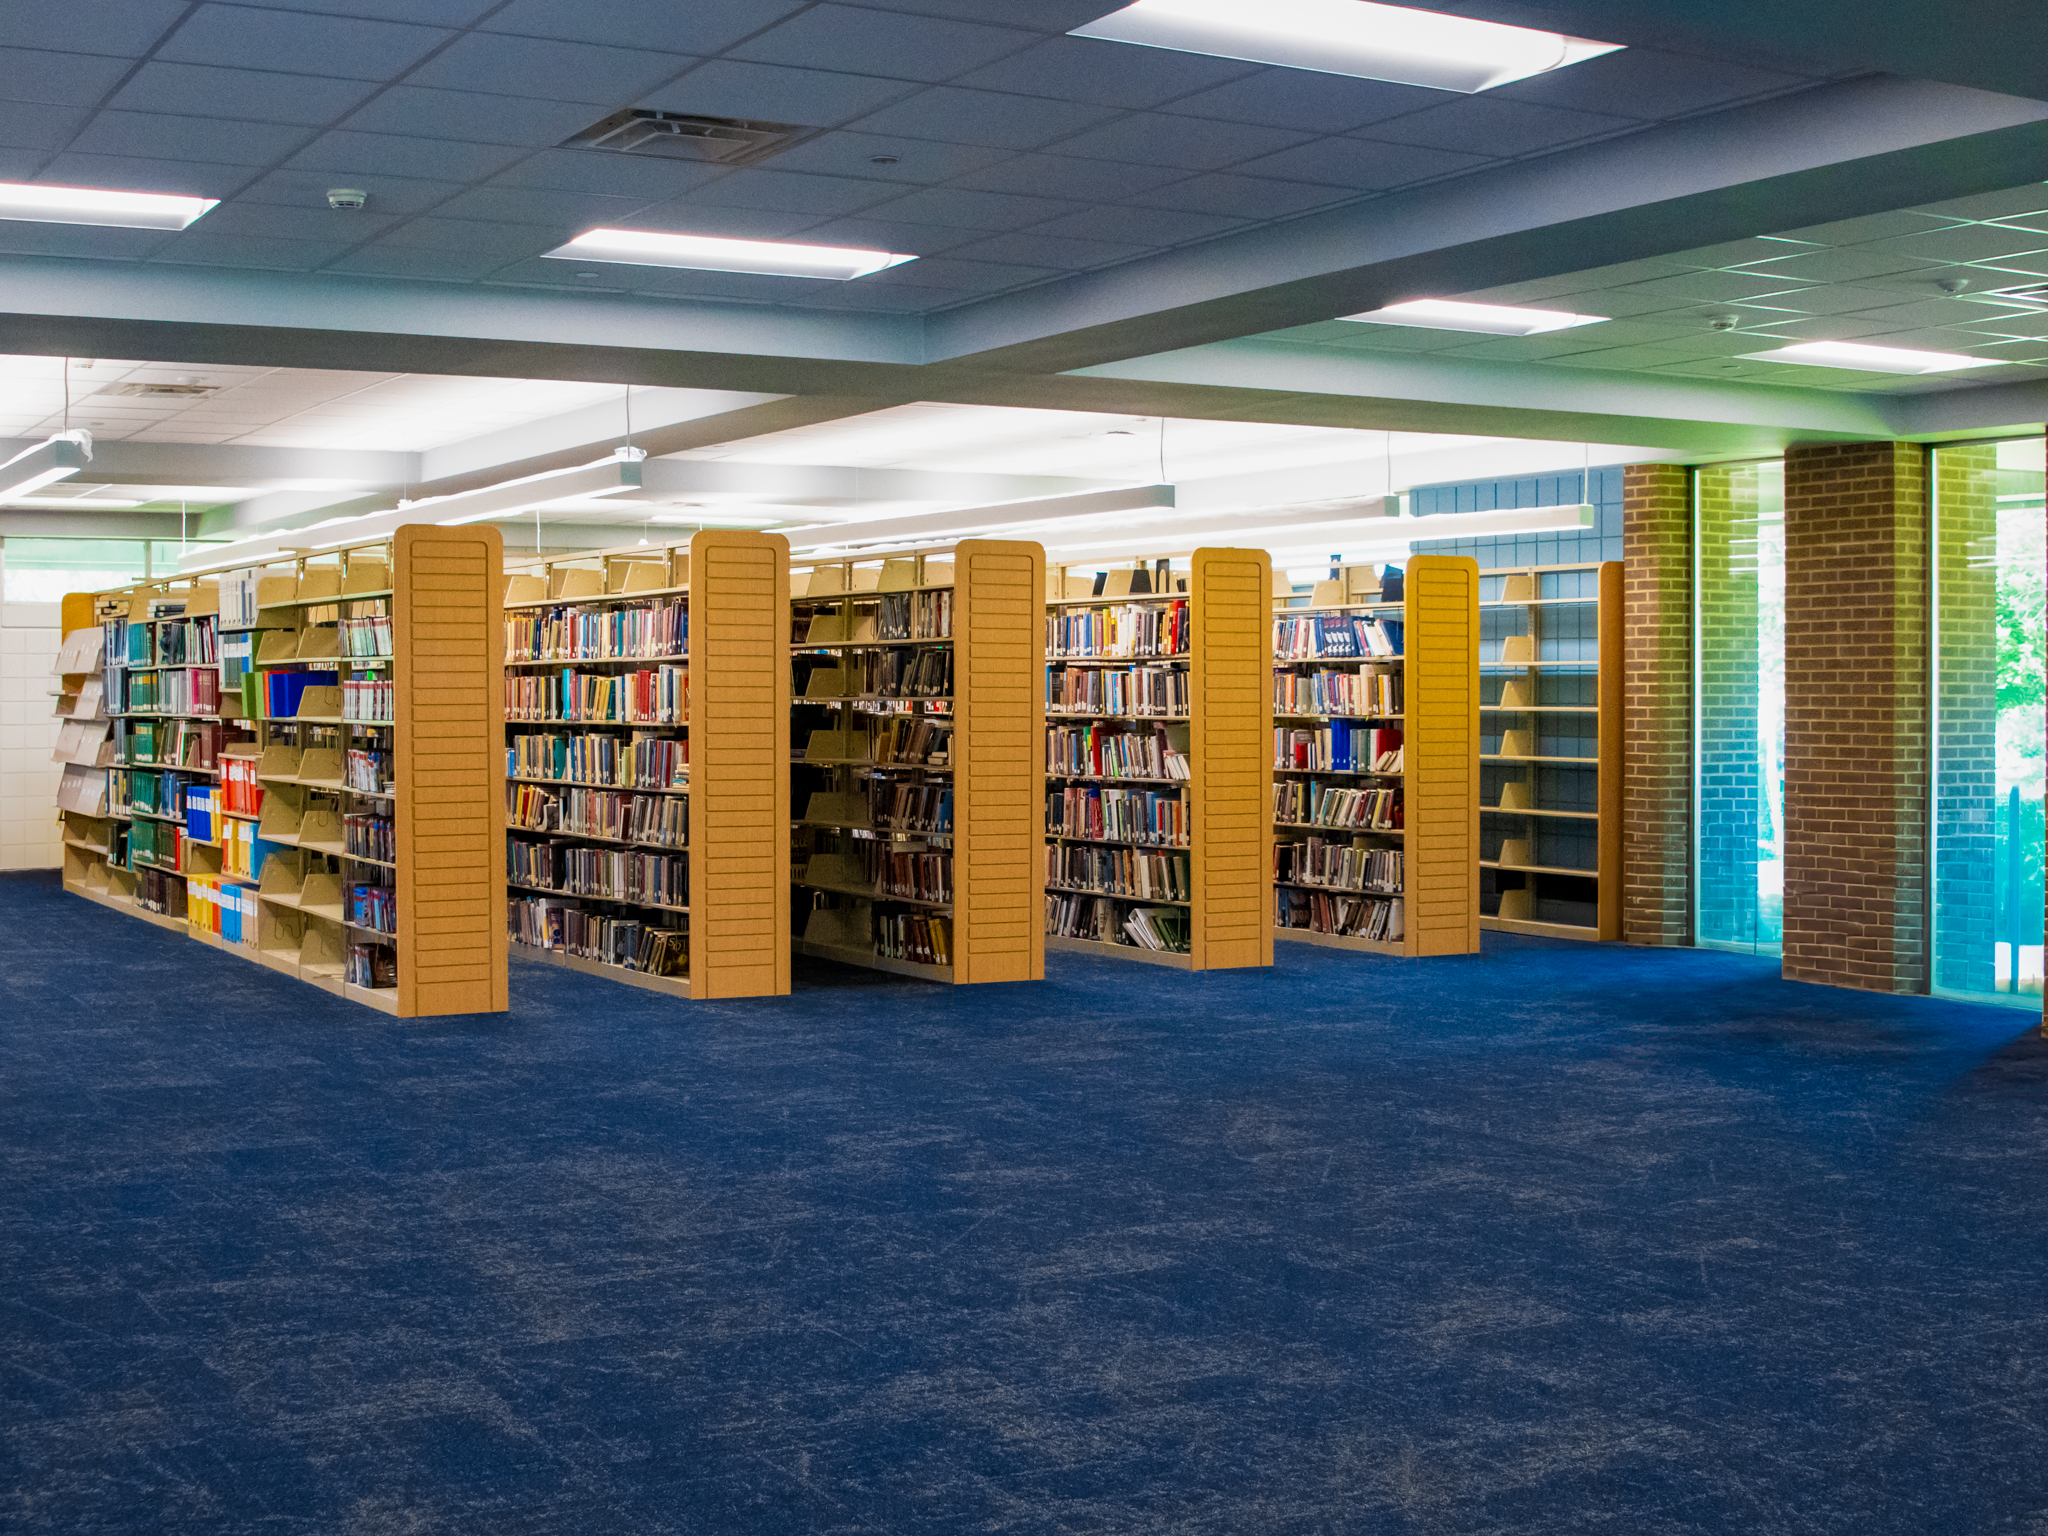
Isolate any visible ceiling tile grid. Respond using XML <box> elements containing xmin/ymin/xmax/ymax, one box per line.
<box><xmin>0</xmin><ymin>0</ymin><xmax>1839</xmax><ymax>316</ymax></box>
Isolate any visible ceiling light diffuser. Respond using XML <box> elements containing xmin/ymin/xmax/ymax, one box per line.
<box><xmin>543</xmin><ymin>229</ymin><xmax>916</xmax><ymax>280</ymax></box>
<box><xmin>1738</xmin><ymin>341</ymin><xmax>2000</xmax><ymax>375</ymax></box>
<box><xmin>1342</xmin><ymin>299</ymin><xmax>1609</xmax><ymax>336</ymax></box>
<box><xmin>1071</xmin><ymin>0</ymin><xmax>1621</xmax><ymax>93</ymax></box>
<box><xmin>0</xmin><ymin>181</ymin><xmax>216</xmax><ymax>231</ymax></box>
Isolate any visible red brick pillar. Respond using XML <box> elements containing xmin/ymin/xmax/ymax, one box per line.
<box><xmin>1782</xmin><ymin>442</ymin><xmax>1929</xmax><ymax>993</ymax></box>
<box><xmin>1623</xmin><ymin>463</ymin><xmax>1692</xmax><ymax>945</ymax></box>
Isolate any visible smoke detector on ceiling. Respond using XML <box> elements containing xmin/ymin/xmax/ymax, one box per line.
<box><xmin>563</xmin><ymin>108</ymin><xmax>808</xmax><ymax>166</ymax></box>
<box><xmin>106</xmin><ymin>382</ymin><xmax>217</xmax><ymax>397</ymax></box>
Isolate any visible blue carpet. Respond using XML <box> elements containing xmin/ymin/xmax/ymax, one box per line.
<box><xmin>2</xmin><ymin>869</ymin><xmax>2044</xmax><ymax>1534</ymax></box>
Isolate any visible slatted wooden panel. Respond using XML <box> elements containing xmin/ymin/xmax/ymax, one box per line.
<box><xmin>954</xmin><ymin>539</ymin><xmax>1045</xmax><ymax>985</ymax></box>
<box><xmin>394</xmin><ymin>524</ymin><xmax>507</xmax><ymax>1017</ymax></box>
<box><xmin>1405</xmin><ymin>554</ymin><xmax>1481</xmax><ymax>957</ymax></box>
<box><xmin>1596</xmin><ymin>559</ymin><xmax>1624</xmax><ymax>942</ymax></box>
<box><xmin>1189</xmin><ymin>547</ymin><xmax>1273</xmax><ymax>971</ymax></box>
<box><xmin>689</xmin><ymin>530</ymin><xmax>791</xmax><ymax>999</ymax></box>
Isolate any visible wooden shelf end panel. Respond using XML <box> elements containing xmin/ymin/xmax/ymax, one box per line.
<box><xmin>1190</xmin><ymin>547</ymin><xmax>1273</xmax><ymax>972</ymax></box>
<box><xmin>1405</xmin><ymin>554</ymin><xmax>1481</xmax><ymax>958</ymax></box>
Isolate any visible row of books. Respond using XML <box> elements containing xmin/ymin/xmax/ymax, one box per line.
<box><xmin>1045</xmin><ymin>663</ymin><xmax>1187</xmax><ymax>717</ymax></box>
<box><xmin>875</xmin><ymin>909</ymin><xmax>951</xmax><ymax>967</ymax></box>
<box><xmin>1046</xmin><ymin>893</ymin><xmax>1190</xmax><ymax>953</ymax></box>
<box><xmin>800</xmin><ymin>649</ymin><xmax>952</xmax><ymax>698</ymax></box>
<box><xmin>259</xmin><ymin>669</ymin><xmax>338</xmax><ymax>720</ymax></box>
<box><xmin>129</xmin><ymin>816</ymin><xmax>183</xmax><ymax>872</ymax></box>
<box><xmin>506</xmin><ymin>601</ymin><xmax>688</xmax><ymax>663</ymax></box>
<box><xmin>187</xmin><ymin>877</ymin><xmax>256</xmax><ymax>947</ymax></box>
<box><xmin>340</xmin><ymin>614</ymin><xmax>394</xmax><ymax>657</ymax></box>
<box><xmin>346</xmin><ymin>943</ymin><xmax>397</xmax><ymax>988</ymax></box>
<box><xmin>1272</xmin><ymin>615</ymin><xmax>1402</xmax><ymax>660</ymax></box>
<box><xmin>1273</xmin><ymin>669</ymin><xmax>1402</xmax><ymax>717</ymax></box>
<box><xmin>1276</xmin><ymin>888</ymin><xmax>1403</xmax><ymax>941</ymax></box>
<box><xmin>344</xmin><ymin>813</ymin><xmax>395</xmax><ymax>863</ymax></box>
<box><xmin>341</xmin><ymin>679</ymin><xmax>394</xmax><ymax>722</ymax></box>
<box><xmin>871</xmin><ymin>715</ymin><xmax>952</xmax><ymax>768</ymax></box>
<box><xmin>869</xmin><ymin>780</ymin><xmax>951</xmax><ymax>835</ymax></box>
<box><xmin>1046</xmin><ymin>723</ymin><xmax>1192</xmax><ymax>781</ymax></box>
<box><xmin>1046</xmin><ymin>845</ymin><xmax>1190</xmax><ymax>903</ymax></box>
<box><xmin>1273</xmin><ymin>782</ymin><xmax>1403</xmax><ymax>831</ymax></box>
<box><xmin>109</xmin><ymin>613</ymin><xmax>217</xmax><ymax>669</ymax></box>
<box><xmin>222</xmin><ymin>754</ymin><xmax>264</xmax><ymax>816</ymax></box>
<box><xmin>219</xmin><ymin>814</ymin><xmax>278</xmax><ymax>880</ymax></box>
<box><xmin>1274</xmin><ymin>838</ymin><xmax>1402</xmax><ymax>894</ymax></box>
<box><xmin>119</xmin><ymin>718</ymin><xmax>224</xmax><ymax>770</ymax></box>
<box><xmin>1045</xmin><ymin>601</ymin><xmax>1189</xmax><ymax>660</ymax></box>
<box><xmin>507</xmin><ymin>732</ymin><xmax>689</xmax><ymax>789</ymax></box>
<box><xmin>508</xmin><ymin>895</ymin><xmax>690</xmax><ymax>975</ymax></box>
<box><xmin>122</xmin><ymin>667</ymin><xmax>221</xmax><ymax>717</ymax></box>
<box><xmin>136</xmin><ymin>866</ymin><xmax>186</xmax><ymax>916</ymax></box>
<box><xmin>864</xmin><ymin>846</ymin><xmax>950</xmax><ymax>905</ymax></box>
<box><xmin>508</xmin><ymin>839</ymin><xmax>690</xmax><ymax>910</ymax></box>
<box><xmin>119</xmin><ymin>767</ymin><xmax>199</xmax><ymax>821</ymax></box>
<box><xmin>1046</xmin><ymin>785</ymin><xmax>1188</xmax><ymax>846</ymax></box>
<box><xmin>505</xmin><ymin>666</ymin><xmax>687</xmax><ymax>725</ymax></box>
<box><xmin>1274</xmin><ymin>724</ymin><xmax>1403</xmax><ymax>774</ymax></box>
<box><xmin>877</xmin><ymin>590</ymin><xmax>952</xmax><ymax>640</ymax></box>
<box><xmin>350</xmin><ymin>883</ymin><xmax>396</xmax><ymax>935</ymax></box>
<box><xmin>506</xmin><ymin>783</ymin><xmax>690</xmax><ymax>848</ymax></box>
<box><xmin>344</xmin><ymin>748</ymin><xmax>391</xmax><ymax>794</ymax></box>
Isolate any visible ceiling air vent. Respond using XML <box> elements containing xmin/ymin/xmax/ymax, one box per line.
<box><xmin>107</xmin><ymin>382</ymin><xmax>217</xmax><ymax>397</ymax></box>
<box><xmin>563</xmin><ymin>108</ymin><xmax>805</xmax><ymax>165</ymax></box>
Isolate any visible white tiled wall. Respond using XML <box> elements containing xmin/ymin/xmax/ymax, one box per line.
<box><xmin>3</xmin><ymin>602</ymin><xmax>64</xmax><ymax>870</ymax></box>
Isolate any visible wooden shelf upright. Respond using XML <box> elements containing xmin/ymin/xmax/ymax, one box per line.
<box><xmin>1478</xmin><ymin>560</ymin><xmax>1622</xmax><ymax>941</ymax></box>
<box><xmin>1043</xmin><ymin>549</ymin><xmax>1273</xmax><ymax>971</ymax></box>
<box><xmin>501</xmin><ymin>530</ymin><xmax>790</xmax><ymax>1000</ymax></box>
<box><xmin>790</xmin><ymin>539</ymin><xmax>1044</xmax><ymax>985</ymax></box>
<box><xmin>1270</xmin><ymin>553</ymin><xmax>1481</xmax><ymax>958</ymax></box>
<box><xmin>58</xmin><ymin>527</ymin><xmax>508</xmax><ymax>1019</ymax></box>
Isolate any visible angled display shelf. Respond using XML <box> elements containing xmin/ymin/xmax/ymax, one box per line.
<box><xmin>58</xmin><ymin>527</ymin><xmax>507</xmax><ymax>1019</ymax></box>
<box><xmin>790</xmin><ymin>540</ymin><xmax>1044</xmax><ymax>985</ymax></box>
<box><xmin>1044</xmin><ymin>549</ymin><xmax>1273</xmax><ymax>971</ymax></box>
<box><xmin>1479</xmin><ymin>560</ymin><xmax>1623</xmax><ymax>941</ymax></box>
<box><xmin>501</xmin><ymin>530</ymin><xmax>790</xmax><ymax>1001</ymax></box>
<box><xmin>1270</xmin><ymin>553</ymin><xmax>1481</xmax><ymax>959</ymax></box>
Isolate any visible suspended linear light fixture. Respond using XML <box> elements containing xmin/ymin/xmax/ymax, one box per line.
<box><xmin>0</xmin><ymin>430</ymin><xmax>92</xmax><ymax>501</ymax></box>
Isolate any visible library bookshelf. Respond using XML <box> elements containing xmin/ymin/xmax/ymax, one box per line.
<box><xmin>501</xmin><ymin>530</ymin><xmax>790</xmax><ymax>1001</ymax></box>
<box><xmin>1480</xmin><ymin>560</ymin><xmax>1622</xmax><ymax>941</ymax></box>
<box><xmin>57</xmin><ymin>528</ymin><xmax>507</xmax><ymax>1019</ymax></box>
<box><xmin>1044</xmin><ymin>549</ymin><xmax>1273</xmax><ymax>971</ymax></box>
<box><xmin>790</xmin><ymin>540</ymin><xmax>1044</xmax><ymax>985</ymax></box>
<box><xmin>1270</xmin><ymin>554</ymin><xmax>1481</xmax><ymax>959</ymax></box>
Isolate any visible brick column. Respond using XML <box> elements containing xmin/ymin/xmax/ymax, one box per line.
<box><xmin>1782</xmin><ymin>442</ymin><xmax>1929</xmax><ymax>994</ymax></box>
<box><xmin>1622</xmin><ymin>462</ymin><xmax>1692</xmax><ymax>944</ymax></box>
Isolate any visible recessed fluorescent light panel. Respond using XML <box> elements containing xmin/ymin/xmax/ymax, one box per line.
<box><xmin>543</xmin><ymin>229</ymin><xmax>916</xmax><ymax>280</ymax></box>
<box><xmin>1738</xmin><ymin>341</ymin><xmax>1999</xmax><ymax>375</ymax></box>
<box><xmin>0</xmin><ymin>181</ymin><xmax>216</xmax><ymax>231</ymax></box>
<box><xmin>1343</xmin><ymin>299</ymin><xmax>1609</xmax><ymax>336</ymax></box>
<box><xmin>1071</xmin><ymin>0</ymin><xmax>1621</xmax><ymax>93</ymax></box>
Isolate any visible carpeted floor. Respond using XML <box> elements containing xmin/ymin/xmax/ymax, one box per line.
<box><xmin>2</xmin><ymin>868</ymin><xmax>2044</xmax><ymax>1535</ymax></box>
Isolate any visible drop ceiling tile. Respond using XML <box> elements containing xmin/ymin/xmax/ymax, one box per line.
<box><xmin>1491</xmin><ymin>47</ymin><xmax>1810</xmax><ymax>120</ymax></box>
<box><xmin>490</xmin><ymin>149</ymin><xmax>728</xmax><ymax>201</ymax></box>
<box><xmin>1130</xmin><ymin>173</ymin><xmax>1349</xmax><ymax>221</ymax></box>
<box><xmin>232</xmin><ymin>169</ymin><xmax>463</xmax><ymax>219</ymax></box>
<box><xmin>1669</xmin><ymin>236</ymin><xmax>1823</xmax><ymax>270</ymax></box>
<box><xmin>567</xmin><ymin>202</ymin><xmax>819</xmax><ymax>240</ymax></box>
<box><xmin>1520</xmin><ymin>286</ymin><xmax>1717</xmax><ymax>320</ymax></box>
<box><xmin>783</xmin><ymin>282</ymin><xmax>974</xmax><ymax>312</ymax></box>
<box><xmin>1956</xmin><ymin>307</ymin><xmax>2048</xmax><ymax>339</ymax></box>
<box><xmin>361</xmin><ymin>216</ymin><xmax>566</xmax><ymax>258</ymax></box>
<box><xmin>0</xmin><ymin>149</ymin><xmax>44</xmax><ymax>180</ymax></box>
<box><xmin>1736</xmin><ymin>245</ymin><xmax>1950</xmax><ymax>285</ymax></box>
<box><xmin>1312</xmin><ymin>325</ymin><xmax>1487</xmax><ymax>354</ymax></box>
<box><xmin>34</xmin><ymin>152</ymin><xmax>254</xmax><ymax>198</ymax></box>
<box><xmin>1722</xmin><ymin>281</ymin><xmax>1946</xmax><ymax>317</ymax></box>
<box><xmin>65</xmin><ymin>111</ymin><xmax>313</xmax><ymax>167</ymax></box>
<box><xmin>252</xmin><ymin>0</ymin><xmax>497</xmax><ymax>19</ymax></box>
<box><xmin>781</xmin><ymin>214</ymin><xmax>985</xmax><ymax>255</ymax></box>
<box><xmin>672</xmin><ymin>166</ymin><xmax>907</xmax><ymax>217</ymax></box>
<box><xmin>152</xmin><ymin>233</ymin><xmax>355</xmax><ymax>272</ymax></box>
<box><xmin>428</xmin><ymin>185</ymin><xmax>655</xmax><ymax>229</ymax></box>
<box><xmin>1430</xmin><ymin>332</ymin><xmax>1652</xmax><ymax>362</ymax></box>
<box><xmin>1607</xmin><ymin>270</ymin><xmax>1819</xmax><ymax>305</ymax></box>
<box><xmin>0</xmin><ymin>0</ymin><xmax>185</xmax><ymax>57</ymax></box>
<box><xmin>560</xmin><ymin>264</ymin><xmax>830</xmax><ymax>303</ymax></box>
<box><xmin>1366</xmin><ymin>97</ymin><xmax>1640</xmax><ymax>158</ymax></box>
<box><xmin>1163</xmin><ymin>70</ymin><xmax>1442</xmax><ymax>135</ymax></box>
<box><xmin>405</xmin><ymin>33</ymin><xmax>696</xmax><ymax>106</ymax></box>
<box><xmin>1228</xmin><ymin>137</ymin><xmax>1488</xmax><ymax>191</ymax></box>
<box><xmin>159</xmin><ymin>5</ymin><xmax>452</xmax><ymax>81</ymax></box>
<box><xmin>845</xmin><ymin>0</ymin><xmax>1105</xmax><ymax>26</ymax></box>
<box><xmin>731</xmin><ymin>6</ymin><xmax>1037</xmax><ymax>84</ymax></box>
<box><xmin>964</xmin><ymin>203</ymin><xmax>1243</xmax><ymax>246</ymax></box>
<box><xmin>1047</xmin><ymin>113</ymin><xmax>1312</xmax><ymax>172</ymax></box>
<box><xmin>108</xmin><ymin>63</ymin><xmax>383</xmax><ymax>128</ymax></box>
<box><xmin>323</xmin><ymin>245</ymin><xmax>525</xmax><ymax>281</ymax></box>
<box><xmin>285</xmin><ymin>130</ymin><xmax>529</xmax><ymax>183</ymax></box>
<box><xmin>1722</xmin><ymin>313</ymin><xmax>1914</xmax><ymax>342</ymax></box>
<box><xmin>863</xmin><ymin>255</ymin><xmax>1060</xmax><ymax>293</ymax></box>
<box><xmin>480</xmin><ymin>0</ymin><xmax>807</xmax><ymax>52</ymax></box>
<box><xmin>189</xmin><ymin>202</ymin><xmax>400</xmax><ymax>243</ymax></box>
<box><xmin>952</xmin><ymin>35</ymin><xmax>1259</xmax><ymax>110</ymax></box>
<box><xmin>841</xmin><ymin>184</ymin><xmax>1079</xmax><ymax>231</ymax></box>
<box><xmin>0</xmin><ymin>223</ymin><xmax>171</xmax><ymax>260</ymax></box>
<box><xmin>1839</xmin><ymin>296</ymin><xmax>2044</xmax><ymax>331</ymax></box>
<box><xmin>0</xmin><ymin>48</ymin><xmax>136</xmax><ymax>107</ymax></box>
<box><xmin>338</xmin><ymin>88</ymin><xmax>605</xmax><ymax>149</ymax></box>
<box><xmin>943</xmin><ymin>230</ymin><xmax>1155</xmax><ymax>268</ymax></box>
<box><xmin>1972</xmin><ymin>250</ymin><xmax>2048</xmax><ymax>279</ymax></box>
<box><xmin>637</xmin><ymin>61</ymin><xmax>915</xmax><ymax>127</ymax></box>
<box><xmin>1987</xmin><ymin>211</ymin><xmax>2048</xmax><ymax>235</ymax></box>
<box><xmin>1865</xmin><ymin>225</ymin><xmax>2048</xmax><ymax>266</ymax></box>
<box><xmin>0</xmin><ymin>102</ymin><xmax>92</xmax><ymax>154</ymax></box>
<box><xmin>1773</xmin><ymin>210</ymin><xmax>1965</xmax><ymax>246</ymax></box>
<box><xmin>1911</xmin><ymin>185</ymin><xmax>2048</xmax><ymax>223</ymax></box>
<box><xmin>1539</xmin><ymin>343</ymin><xmax>1729</xmax><ymax>371</ymax></box>
<box><xmin>845</xmin><ymin>86</ymin><xmax>1122</xmax><ymax>151</ymax></box>
<box><xmin>764</xmin><ymin>131</ymin><xmax>1014</xmax><ymax>185</ymax></box>
<box><xmin>947</xmin><ymin>152</ymin><xmax>1189</xmax><ymax>201</ymax></box>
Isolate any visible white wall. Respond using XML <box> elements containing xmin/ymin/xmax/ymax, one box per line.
<box><xmin>2</xmin><ymin>601</ymin><xmax>64</xmax><ymax>870</ymax></box>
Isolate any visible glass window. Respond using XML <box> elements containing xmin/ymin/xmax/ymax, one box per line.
<box><xmin>0</xmin><ymin>538</ymin><xmax>150</xmax><ymax>604</ymax></box>
<box><xmin>1694</xmin><ymin>461</ymin><xmax>1786</xmax><ymax>954</ymax></box>
<box><xmin>1933</xmin><ymin>438</ymin><xmax>2045</xmax><ymax>1005</ymax></box>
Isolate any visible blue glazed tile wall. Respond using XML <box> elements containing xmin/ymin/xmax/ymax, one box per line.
<box><xmin>1407</xmin><ymin>464</ymin><xmax>1626</xmax><ymax>568</ymax></box>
